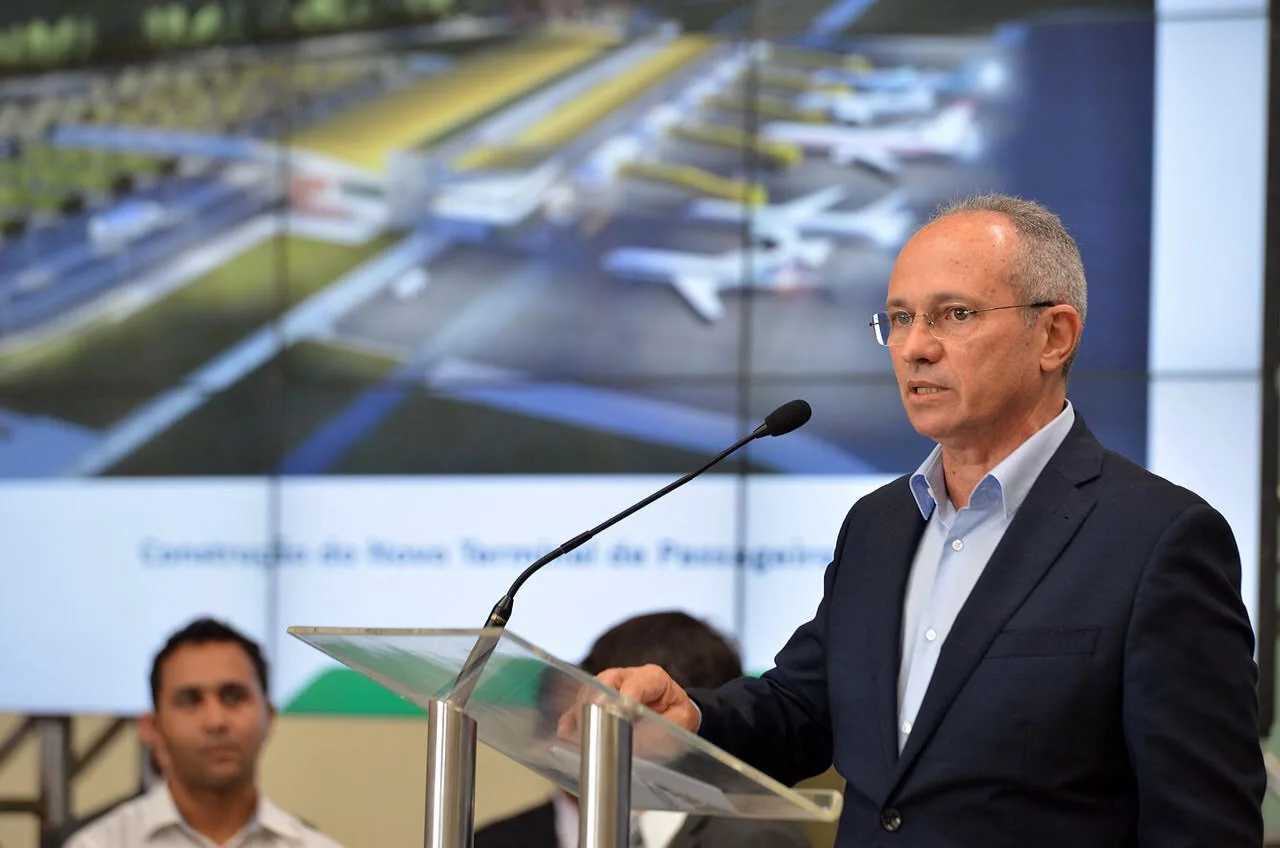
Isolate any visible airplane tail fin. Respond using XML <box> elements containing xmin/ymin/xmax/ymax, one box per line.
<box><xmin>852</xmin><ymin>189</ymin><xmax>914</xmax><ymax>247</ymax></box>
<box><xmin>854</xmin><ymin>188</ymin><xmax>909</xmax><ymax>216</ymax></box>
<box><xmin>922</xmin><ymin>101</ymin><xmax>978</xmax><ymax>154</ymax></box>
<box><xmin>953</xmin><ymin>55</ymin><xmax>1008</xmax><ymax>95</ymax></box>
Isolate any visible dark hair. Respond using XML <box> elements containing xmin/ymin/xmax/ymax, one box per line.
<box><xmin>149</xmin><ymin>617</ymin><xmax>269</xmax><ymax>707</ymax></box>
<box><xmin>580</xmin><ymin>611</ymin><xmax>742</xmax><ymax>690</ymax></box>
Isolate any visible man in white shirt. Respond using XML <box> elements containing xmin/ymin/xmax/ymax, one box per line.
<box><xmin>64</xmin><ymin>618</ymin><xmax>342</xmax><ymax>848</ymax></box>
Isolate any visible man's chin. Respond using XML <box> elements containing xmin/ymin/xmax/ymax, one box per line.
<box><xmin>194</xmin><ymin>765</ymin><xmax>251</xmax><ymax>793</ymax></box>
<box><xmin>905</xmin><ymin>409</ymin><xmax>949</xmax><ymax>441</ymax></box>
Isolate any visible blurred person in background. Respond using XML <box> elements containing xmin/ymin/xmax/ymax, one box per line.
<box><xmin>476</xmin><ymin>611</ymin><xmax>810</xmax><ymax>848</ymax></box>
<box><xmin>64</xmin><ymin>618</ymin><xmax>342</xmax><ymax>848</ymax></box>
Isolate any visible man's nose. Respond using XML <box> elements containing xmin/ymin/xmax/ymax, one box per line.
<box><xmin>897</xmin><ymin>316</ymin><xmax>942</xmax><ymax>362</ymax></box>
<box><xmin>200</xmin><ymin>700</ymin><xmax>231</xmax><ymax>732</ymax></box>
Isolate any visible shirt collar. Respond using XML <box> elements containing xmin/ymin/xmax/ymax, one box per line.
<box><xmin>257</xmin><ymin>796</ymin><xmax>303</xmax><ymax>840</ymax></box>
<box><xmin>909</xmin><ymin>400</ymin><xmax>1076</xmax><ymax>521</ymax></box>
<box><xmin>140</xmin><ymin>781</ymin><xmax>301</xmax><ymax>842</ymax></box>
<box><xmin>909</xmin><ymin>444</ymin><xmax>947</xmax><ymax>521</ymax></box>
<box><xmin>137</xmin><ymin>782</ymin><xmax>183</xmax><ymax>837</ymax></box>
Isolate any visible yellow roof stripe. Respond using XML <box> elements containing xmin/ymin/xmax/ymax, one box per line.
<box><xmin>288</xmin><ymin>32</ymin><xmax>614</xmax><ymax>173</ymax></box>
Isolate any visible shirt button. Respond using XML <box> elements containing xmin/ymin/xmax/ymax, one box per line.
<box><xmin>901</xmin><ymin>721</ymin><xmax>912</xmax><ymax>734</ymax></box>
<box><xmin>951</xmin><ymin>538</ymin><xmax>964</xmax><ymax>551</ymax></box>
<box><xmin>881</xmin><ymin>808</ymin><xmax>903</xmax><ymax>832</ymax></box>
<box><xmin>925</xmin><ymin>628</ymin><xmax>937</xmax><ymax>642</ymax></box>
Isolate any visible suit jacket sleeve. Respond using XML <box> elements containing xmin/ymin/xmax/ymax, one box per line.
<box><xmin>686</xmin><ymin>509</ymin><xmax>853</xmax><ymax>787</ymax></box>
<box><xmin>1123</xmin><ymin>502</ymin><xmax>1266</xmax><ymax>847</ymax></box>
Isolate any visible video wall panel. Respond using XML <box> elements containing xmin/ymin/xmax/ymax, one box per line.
<box><xmin>0</xmin><ymin>0</ymin><xmax>1268</xmax><ymax>714</ymax></box>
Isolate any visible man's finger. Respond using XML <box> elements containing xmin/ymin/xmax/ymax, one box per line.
<box><xmin>556</xmin><ymin>667</ymin><xmax>666</xmax><ymax>739</ymax></box>
<box><xmin>595</xmin><ymin>668</ymin><xmax>628</xmax><ymax>692</ymax></box>
<box><xmin>615</xmin><ymin>665</ymin><xmax>675</xmax><ymax>709</ymax></box>
<box><xmin>556</xmin><ymin>708</ymin><xmax>578</xmax><ymax>740</ymax></box>
<box><xmin>617</xmin><ymin>677</ymin><xmax>660</xmax><ymax>707</ymax></box>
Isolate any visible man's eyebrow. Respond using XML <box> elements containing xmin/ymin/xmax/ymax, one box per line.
<box><xmin>886</xmin><ymin>291</ymin><xmax>973</xmax><ymax>309</ymax></box>
<box><xmin>170</xmin><ymin>680</ymin><xmax>251</xmax><ymax>695</ymax></box>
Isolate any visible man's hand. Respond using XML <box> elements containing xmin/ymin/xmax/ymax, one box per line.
<box><xmin>557</xmin><ymin>664</ymin><xmax>701</xmax><ymax>742</ymax></box>
<box><xmin>598</xmin><ymin>664</ymin><xmax>701</xmax><ymax>732</ymax></box>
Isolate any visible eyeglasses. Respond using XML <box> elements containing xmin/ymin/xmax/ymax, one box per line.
<box><xmin>869</xmin><ymin>301</ymin><xmax>1055</xmax><ymax>347</ymax></box>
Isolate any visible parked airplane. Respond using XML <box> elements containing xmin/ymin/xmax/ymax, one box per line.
<box><xmin>810</xmin><ymin>56</ymin><xmax>1008</xmax><ymax>96</ymax></box>
<box><xmin>600</xmin><ymin>229</ymin><xmax>833</xmax><ymax>322</ymax></box>
<box><xmin>794</xmin><ymin>85</ymin><xmax>936</xmax><ymax>125</ymax></box>
<box><xmin>760</xmin><ymin>101</ymin><xmax>980</xmax><ymax>175</ymax></box>
<box><xmin>686</xmin><ymin>186</ymin><xmax>913</xmax><ymax>249</ymax></box>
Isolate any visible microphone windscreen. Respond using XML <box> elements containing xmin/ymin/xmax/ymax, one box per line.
<box><xmin>762</xmin><ymin>399</ymin><xmax>812</xmax><ymax>437</ymax></box>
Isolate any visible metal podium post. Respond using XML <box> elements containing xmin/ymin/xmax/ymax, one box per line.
<box><xmin>578</xmin><ymin>701</ymin><xmax>633</xmax><ymax>848</ymax></box>
<box><xmin>424</xmin><ymin>698</ymin><xmax>477</xmax><ymax>848</ymax></box>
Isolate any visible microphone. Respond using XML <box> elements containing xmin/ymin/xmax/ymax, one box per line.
<box><xmin>445</xmin><ymin>399</ymin><xmax>812</xmax><ymax>706</ymax></box>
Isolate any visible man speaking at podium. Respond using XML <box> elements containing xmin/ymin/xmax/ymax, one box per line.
<box><xmin>588</xmin><ymin>195</ymin><xmax>1266</xmax><ymax>847</ymax></box>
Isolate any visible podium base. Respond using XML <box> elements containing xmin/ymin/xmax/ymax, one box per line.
<box><xmin>425</xmin><ymin>699</ymin><xmax>477</xmax><ymax>848</ymax></box>
<box><xmin>579</xmin><ymin>701</ymin><xmax>633</xmax><ymax>848</ymax></box>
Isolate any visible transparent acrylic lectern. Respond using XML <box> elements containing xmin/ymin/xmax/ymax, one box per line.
<box><xmin>288</xmin><ymin>627</ymin><xmax>842</xmax><ymax>848</ymax></box>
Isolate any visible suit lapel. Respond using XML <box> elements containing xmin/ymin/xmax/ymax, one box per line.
<box><xmin>864</xmin><ymin>482</ymin><xmax>928</xmax><ymax>773</ymax></box>
<box><xmin>886</xmin><ymin>420</ymin><xmax>1103</xmax><ymax>791</ymax></box>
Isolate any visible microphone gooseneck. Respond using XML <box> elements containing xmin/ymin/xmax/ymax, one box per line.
<box><xmin>448</xmin><ymin>399</ymin><xmax>813</xmax><ymax>706</ymax></box>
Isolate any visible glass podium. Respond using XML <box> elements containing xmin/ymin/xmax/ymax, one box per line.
<box><xmin>288</xmin><ymin>626</ymin><xmax>842</xmax><ymax>847</ymax></box>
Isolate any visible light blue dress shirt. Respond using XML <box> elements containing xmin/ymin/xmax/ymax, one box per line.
<box><xmin>896</xmin><ymin>401</ymin><xmax>1076</xmax><ymax>752</ymax></box>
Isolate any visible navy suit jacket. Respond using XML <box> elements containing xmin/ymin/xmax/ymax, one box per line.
<box><xmin>690</xmin><ymin>417</ymin><xmax>1265</xmax><ymax>847</ymax></box>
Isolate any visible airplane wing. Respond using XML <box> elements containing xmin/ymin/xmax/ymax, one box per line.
<box><xmin>685</xmin><ymin>197</ymin><xmax>747</xmax><ymax>223</ymax></box>
<box><xmin>690</xmin><ymin>186</ymin><xmax>847</xmax><ymax>226</ymax></box>
<box><xmin>671</xmin><ymin>275</ymin><xmax>725</xmax><ymax>322</ymax></box>
<box><xmin>834</xmin><ymin>146</ymin><xmax>901</xmax><ymax>175</ymax></box>
<box><xmin>779</xmin><ymin>185</ymin><xmax>847</xmax><ymax>218</ymax></box>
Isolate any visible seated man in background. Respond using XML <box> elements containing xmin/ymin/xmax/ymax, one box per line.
<box><xmin>476</xmin><ymin>611</ymin><xmax>811</xmax><ymax>848</ymax></box>
<box><xmin>65</xmin><ymin>617</ymin><xmax>341</xmax><ymax>848</ymax></box>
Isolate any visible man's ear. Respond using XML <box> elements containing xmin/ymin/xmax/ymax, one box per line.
<box><xmin>138</xmin><ymin>712</ymin><xmax>157</xmax><ymax>747</ymax></box>
<box><xmin>1039</xmin><ymin>304</ymin><xmax>1083</xmax><ymax>374</ymax></box>
<box><xmin>138</xmin><ymin>711</ymin><xmax>171</xmax><ymax>777</ymax></box>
